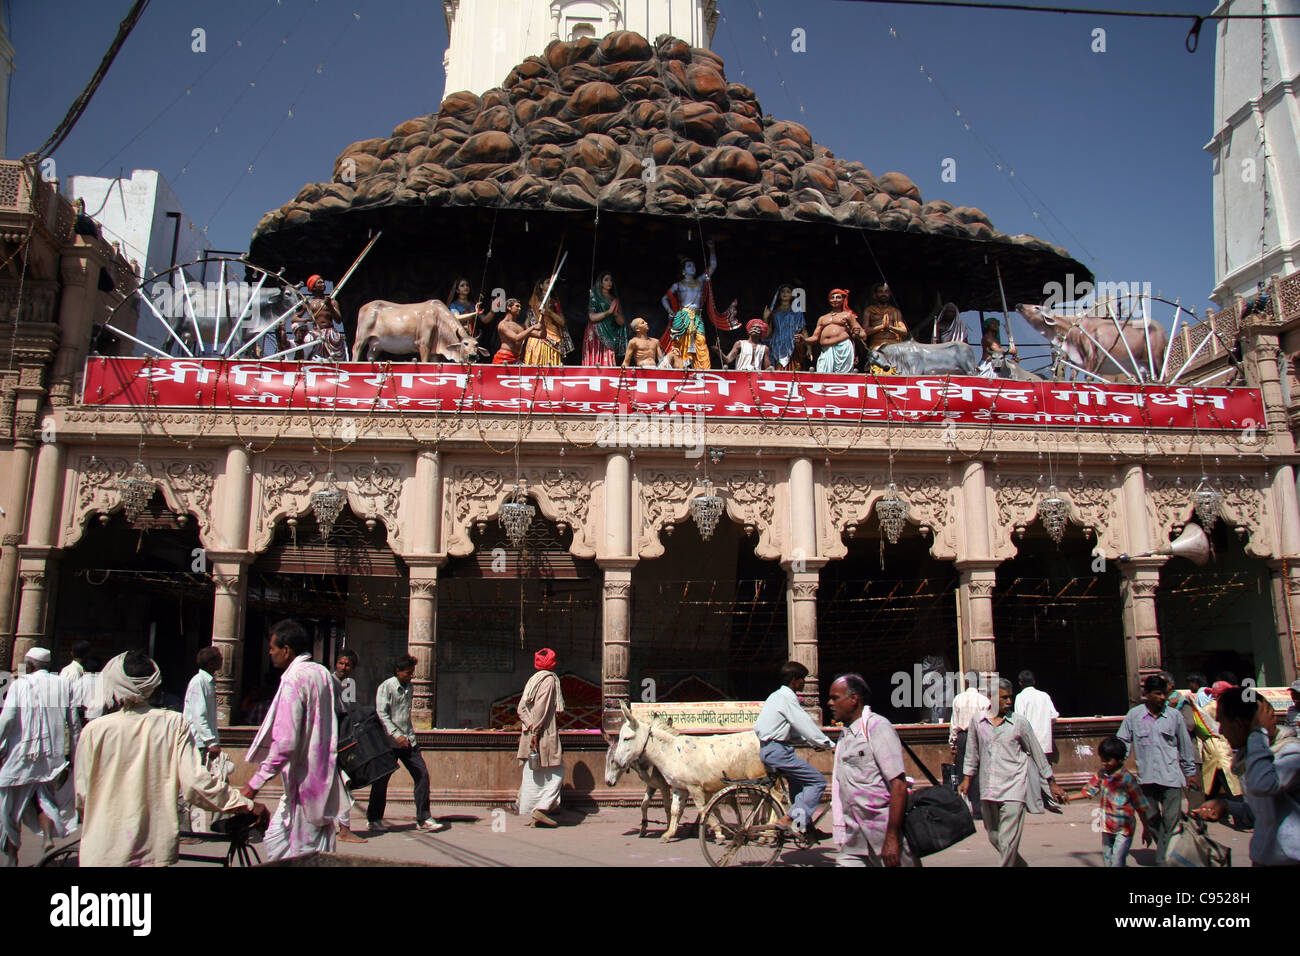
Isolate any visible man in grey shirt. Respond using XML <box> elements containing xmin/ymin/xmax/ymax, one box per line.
<box><xmin>1117</xmin><ymin>674</ymin><xmax>1198</xmax><ymax>865</ymax></box>
<box><xmin>367</xmin><ymin>655</ymin><xmax>446</xmax><ymax>833</ymax></box>
<box><xmin>754</xmin><ymin>661</ymin><xmax>834</xmax><ymax>835</ymax></box>
<box><xmin>960</xmin><ymin>678</ymin><xmax>1065</xmax><ymax>866</ymax></box>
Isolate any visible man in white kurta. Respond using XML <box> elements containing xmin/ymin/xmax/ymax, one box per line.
<box><xmin>74</xmin><ymin>652</ymin><xmax>266</xmax><ymax>866</ymax></box>
<box><xmin>517</xmin><ymin>648</ymin><xmax>565</xmax><ymax>827</ymax></box>
<box><xmin>243</xmin><ymin>621</ymin><xmax>346</xmax><ymax>860</ymax></box>
<box><xmin>0</xmin><ymin>647</ymin><xmax>78</xmax><ymax>864</ymax></box>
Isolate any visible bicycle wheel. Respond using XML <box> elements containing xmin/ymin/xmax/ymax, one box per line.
<box><xmin>37</xmin><ymin>842</ymin><xmax>80</xmax><ymax>867</ymax></box>
<box><xmin>698</xmin><ymin>784</ymin><xmax>786</xmax><ymax>867</ymax></box>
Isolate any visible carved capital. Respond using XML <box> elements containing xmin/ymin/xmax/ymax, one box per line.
<box><xmin>410</xmin><ymin>578</ymin><xmax>438</xmax><ymax>597</ymax></box>
<box><xmin>603</xmin><ymin>581</ymin><xmax>632</xmax><ymax>599</ymax></box>
<box><xmin>790</xmin><ymin>581</ymin><xmax>819</xmax><ymax>600</ymax></box>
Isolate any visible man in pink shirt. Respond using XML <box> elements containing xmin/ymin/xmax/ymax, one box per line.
<box><xmin>242</xmin><ymin>620</ymin><xmax>346</xmax><ymax>861</ymax></box>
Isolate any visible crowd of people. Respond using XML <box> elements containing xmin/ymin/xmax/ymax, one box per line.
<box><xmin>1</xmin><ymin>632</ymin><xmax>1296</xmax><ymax>868</ymax></box>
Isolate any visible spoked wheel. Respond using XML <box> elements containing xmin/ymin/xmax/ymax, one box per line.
<box><xmin>698</xmin><ymin>784</ymin><xmax>786</xmax><ymax>868</ymax></box>
<box><xmin>37</xmin><ymin>841</ymin><xmax>79</xmax><ymax>867</ymax></box>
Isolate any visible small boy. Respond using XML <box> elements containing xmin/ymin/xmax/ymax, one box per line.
<box><xmin>1066</xmin><ymin>735</ymin><xmax>1152</xmax><ymax>867</ymax></box>
<box><xmin>623</xmin><ymin>317</ymin><xmax>664</xmax><ymax>368</ymax></box>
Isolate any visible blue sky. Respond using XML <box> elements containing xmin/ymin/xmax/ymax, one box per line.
<box><xmin>8</xmin><ymin>0</ymin><xmax>1227</xmax><ymax>334</ymax></box>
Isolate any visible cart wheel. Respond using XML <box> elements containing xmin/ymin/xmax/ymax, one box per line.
<box><xmin>37</xmin><ymin>842</ymin><xmax>79</xmax><ymax>867</ymax></box>
<box><xmin>698</xmin><ymin>784</ymin><xmax>785</xmax><ymax>868</ymax></box>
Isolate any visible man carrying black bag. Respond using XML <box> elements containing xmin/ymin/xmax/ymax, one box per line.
<box><xmin>828</xmin><ymin>674</ymin><xmax>917</xmax><ymax>867</ymax></box>
<box><xmin>368</xmin><ymin>656</ymin><xmax>446</xmax><ymax>833</ymax></box>
<box><xmin>332</xmin><ymin>650</ymin><xmax>365</xmax><ymax>844</ymax></box>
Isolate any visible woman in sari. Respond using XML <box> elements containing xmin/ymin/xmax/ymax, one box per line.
<box><xmin>521</xmin><ymin>278</ymin><xmax>572</xmax><ymax>366</ymax></box>
<box><xmin>583</xmin><ymin>271</ymin><xmax>627</xmax><ymax>367</ymax></box>
<box><xmin>762</xmin><ymin>282</ymin><xmax>805</xmax><ymax>371</ymax></box>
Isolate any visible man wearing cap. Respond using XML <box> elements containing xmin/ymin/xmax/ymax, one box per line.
<box><xmin>807</xmin><ymin>289</ymin><xmax>867</xmax><ymax>374</ymax></box>
<box><xmin>724</xmin><ymin>319</ymin><xmax>773</xmax><ymax>371</ymax></box>
<box><xmin>0</xmin><ymin>648</ymin><xmax>78</xmax><ymax>865</ymax></box>
<box><xmin>517</xmin><ymin>649</ymin><xmax>565</xmax><ymax>828</ymax></box>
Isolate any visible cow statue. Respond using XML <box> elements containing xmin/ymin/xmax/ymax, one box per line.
<box><xmin>867</xmin><ymin>340</ymin><xmax>981</xmax><ymax>377</ymax></box>
<box><xmin>603</xmin><ymin>733</ymin><xmax>687</xmax><ymax>839</ymax></box>
<box><xmin>1017</xmin><ymin>302</ymin><xmax>1169</xmax><ymax>382</ymax></box>
<box><xmin>352</xmin><ymin>299</ymin><xmax>480</xmax><ymax>363</ymax></box>
<box><xmin>608</xmin><ymin>702</ymin><xmax>768</xmax><ymax>842</ymax></box>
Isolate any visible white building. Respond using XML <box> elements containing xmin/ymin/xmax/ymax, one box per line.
<box><xmin>441</xmin><ymin>0</ymin><xmax>720</xmax><ymax>100</ymax></box>
<box><xmin>66</xmin><ymin>169</ymin><xmax>213</xmax><ymax>353</ymax></box>
<box><xmin>1206</xmin><ymin>0</ymin><xmax>1300</xmax><ymax>309</ymax></box>
<box><xmin>0</xmin><ymin>7</ymin><xmax>16</xmax><ymax>159</ymax></box>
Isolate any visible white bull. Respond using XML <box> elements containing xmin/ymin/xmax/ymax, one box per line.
<box><xmin>868</xmin><ymin>340</ymin><xmax>981</xmax><ymax>376</ymax></box>
<box><xmin>608</xmin><ymin>702</ymin><xmax>768</xmax><ymax>842</ymax></box>
<box><xmin>352</xmin><ymin>299</ymin><xmax>479</xmax><ymax>363</ymax></box>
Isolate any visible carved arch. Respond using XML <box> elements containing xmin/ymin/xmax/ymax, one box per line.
<box><xmin>444</xmin><ymin>465</ymin><xmax>596</xmax><ymax>558</ymax></box>
<box><xmin>1147</xmin><ymin>474</ymin><xmax>1274</xmax><ymax>559</ymax></box>
<box><xmin>989</xmin><ymin>473</ymin><xmax>1123</xmax><ymax>560</ymax></box>
<box><xmin>251</xmin><ymin>458</ymin><xmax>410</xmax><ymax>554</ymax></box>
<box><xmin>634</xmin><ymin>467</ymin><xmax>781</xmax><ymax>560</ymax></box>
<box><xmin>61</xmin><ymin>454</ymin><xmax>218</xmax><ymax>549</ymax></box>
<box><xmin>819</xmin><ymin>470</ymin><xmax>958</xmax><ymax>560</ymax></box>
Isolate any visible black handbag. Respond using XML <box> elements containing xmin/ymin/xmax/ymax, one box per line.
<box><xmin>336</xmin><ymin>703</ymin><xmax>399</xmax><ymax>789</ymax></box>
<box><xmin>903</xmin><ymin>785</ymin><xmax>977</xmax><ymax>857</ymax></box>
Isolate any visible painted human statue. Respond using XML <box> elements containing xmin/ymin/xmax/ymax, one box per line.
<box><xmin>863</xmin><ymin>283</ymin><xmax>909</xmax><ymax>350</ymax></box>
<box><xmin>762</xmin><ymin>283</ymin><xmax>806</xmax><ymax>370</ymax></box>
<box><xmin>288</xmin><ymin>274</ymin><xmax>344</xmax><ymax>361</ymax></box>
<box><xmin>622</xmin><ymin>317</ymin><xmax>664</xmax><ymax>368</ymax></box>
<box><xmin>494</xmin><ymin>298</ymin><xmax>543</xmax><ymax>365</ymax></box>
<box><xmin>583</xmin><ymin>271</ymin><xmax>627</xmax><ymax>367</ymax></box>
<box><xmin>805</xmin><ymin>288</ymin><xmax>866</xmax><ymax>374</ymax></box>
<box><xmin>977</xmin><ymin>316</ymin><xmax>1018</xmax><ymax>377</ymax></box>
<box><xmin>661</xmin><ymin>239</ymin><xmax>717</xmax><ymax>370</ymax></box>
<box><xmin>446</xmin><ymin>276</ymin><xmax>490</xmax><ymax>338</ymax></box>
<box><xmin>521</xmin><ymin>278</ymin><xmax>572</xmax><ymax>366</ymax></box>
<box><xmin>725</xmin><ymin>319</ymin><xmax>773</xmax><ymax>371</ymax></box>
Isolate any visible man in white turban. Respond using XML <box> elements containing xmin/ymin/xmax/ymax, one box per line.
<box><xmin>74</xmin><ymin>651</ymin><xmax>269</xmax><ymax>866</ymax></box>
<box><xmin>0</xmin><ymin>647</ymin><xmax>78</xmax><ymax>865</ymax></box>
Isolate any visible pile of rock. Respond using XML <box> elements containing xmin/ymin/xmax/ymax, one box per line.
<box><xmin>252</xmin><ymin>31</ymin><xmax>1066</xmax><ymax>260</ymax></box>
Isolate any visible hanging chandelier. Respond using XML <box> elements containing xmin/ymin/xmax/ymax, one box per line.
<box><xmin>689</xmin><ymin>480</ymin><xmax>725</xmax><ymax>541</ymax></box>
<box><xmin>500</xmin><ymin>481</ymin><xmax>535</xmax><ymax>548</ymax></box>
<box><xmin>1191</xmin><ymin>477</ymin><xmax>1223</xmax><ymax>533</ymax></box>
<box><xmin>875</xmin><ymin>482</ymin><xmax>908</xmax><ymax>545</ymax></box>
<box><xmin>117</xmin><ymin>460</ymin><xmax>156</xmax><ymax>524</ymax></box>
<box><xmin>310</xmin><ymin>473</ymin><xmax>346</xmax><ymax>541</ymax></box>
<box><xmin>1040</xmin><ymin>485</ymin><xmax>1069</xmax><ymax>544</ymax></box>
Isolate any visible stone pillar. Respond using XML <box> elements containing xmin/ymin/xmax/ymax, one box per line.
<box><xmin>209</xmin><ymin>444</ymin><xmax>254</xmax><ymax>724</ymax></box>
<box><xmin>600</xmin><ymin>452</ymin><xmax>634</xmax><ymax>730</ymax></box>
<box><xmin>407</xmin><ymin>450</ymin><xmax>444</xmax><ymax>726</ymax></box>
<box><xmin>1269</xmin><ymin>464</ymin><xmax>1300</xmax><ymax>682</ymax></box>
<box><xmin>600</xmin><ymin>565</ymin><xmax>633</xmax><ymax>730</ymax></box>
<box><xmin>785</xmin><ymin>457</ymin><xmax>823</xmax><ymax>718</ymax></box>
<box><xmin>50</xmin><ymin>248</ymin><xmax>110</xmax><ymax>407</ymax></box>
<box><xmin>0</xmin><ymin>439</ymin><xmax>35</xmax><ymax>666</ymax></box>
<box><xmin>1119</xmin><ymin>560</ymin><xmax>1165</xmax><ymax>705</ymax></box>
<box><xmin>12</xmin><ymin>437</ymin><xmax>66</xmax><ymax>662</ymax></box>
<box><xmin>408</xmin><ymin>563</ymin><xmax>438</xmax><ymax>729</ymax></box>
<box><xmin>210</xmin><ymin>559</ymin><xmax>249</xmax><ymax>725</ymax></box>
<box><xmin>1118</xmin><ymin>465</ymin><xmax>1164</xmax><ymax>704</ymax></box>
<box><xmin>955</xmin><ymin>561</ymin><xmax>999</xmax><ymax>681</ymax></box>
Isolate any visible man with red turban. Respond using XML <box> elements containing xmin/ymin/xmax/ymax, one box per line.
<box><xmin>724</xmin><ymin>319</ymin><xmax>773</xmax><ymax>371</ymax></box>
<box><xmin>517</xmin><ymin>648</ymin><xmax>566</xmax><ymax>827</ymax></box>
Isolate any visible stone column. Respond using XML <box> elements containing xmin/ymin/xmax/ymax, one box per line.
<box><xmin>407</xmin><ymin>562</ymin><xmax>438</xmax><ymax>729</ymax></box>
<box><xmin>0</xmin><ymin>439</ymin><xmax>35</xmax><ymax>666</ymax></box>
<box><xmin>1119</xmin><ymin>560</ymin><xmax>1165</xmax><ymax>704</ymax></box>
<box><xmin>785</xmin><ymin>457</ymin><xmax>823</xmax><ymax>718</ymax></box>
<box><xmin>1269</xmin><ymin>464</ymin><xmax>1300</xmax><ymax>682</ymax></box>
<box><xmin>955</xmin><ymin>561</ymin><xmax>999</xmax><ymax>681</ymax></box>
<box><xmin>1118</xmin><ymin>465</ymin><xmax>1165</xmax><ymax>703</ymax></box>
<box><xmin>12</xmin><ymin>437</ymin><xmax>66</xmax><ymax>661</ymax></box>
<box><xmin>210</xmin><ymin>558</ymin><xmax>249</xmax><ymax>726</ymax></box>
<box><xmin>209</xmin><ymin>444</ymin><xmax>254</xmax><ymax>724</ymax></box>
<box><xmin>407</xmin><ymin>450</ymin><xmax>444</xmax><ymax>726</ymax></box>
<box><xmin>600</xmin><ymin>451</ymin><xmax>634</xmax><ymax>730</ymax></box>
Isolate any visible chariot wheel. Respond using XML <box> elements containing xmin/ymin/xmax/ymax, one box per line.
<box><xmin>698</xmin><ymin>783</ymin><xmax>786</xmax><ymax>868</ymax></box>
<box><xmin>95</xmin><ymin>256</ymin><xmax>312</xmax><ymax>361</ymax></box>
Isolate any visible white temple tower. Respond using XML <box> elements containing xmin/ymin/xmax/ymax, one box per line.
<box><xmin>1206</xmin><ymin>0</ymin><xmax>1300</xmax><ymax>309</ymax></box>
<box><xmin>441</xmin><ymin>0</ymin><xmax>720</xmax><ymax>101</ymax></box>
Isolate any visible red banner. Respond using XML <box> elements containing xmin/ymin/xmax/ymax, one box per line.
<box><xmin>80</xmin><ymin>358</ymin><xmax>1264</xmax><ymax>431</ymax></box>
